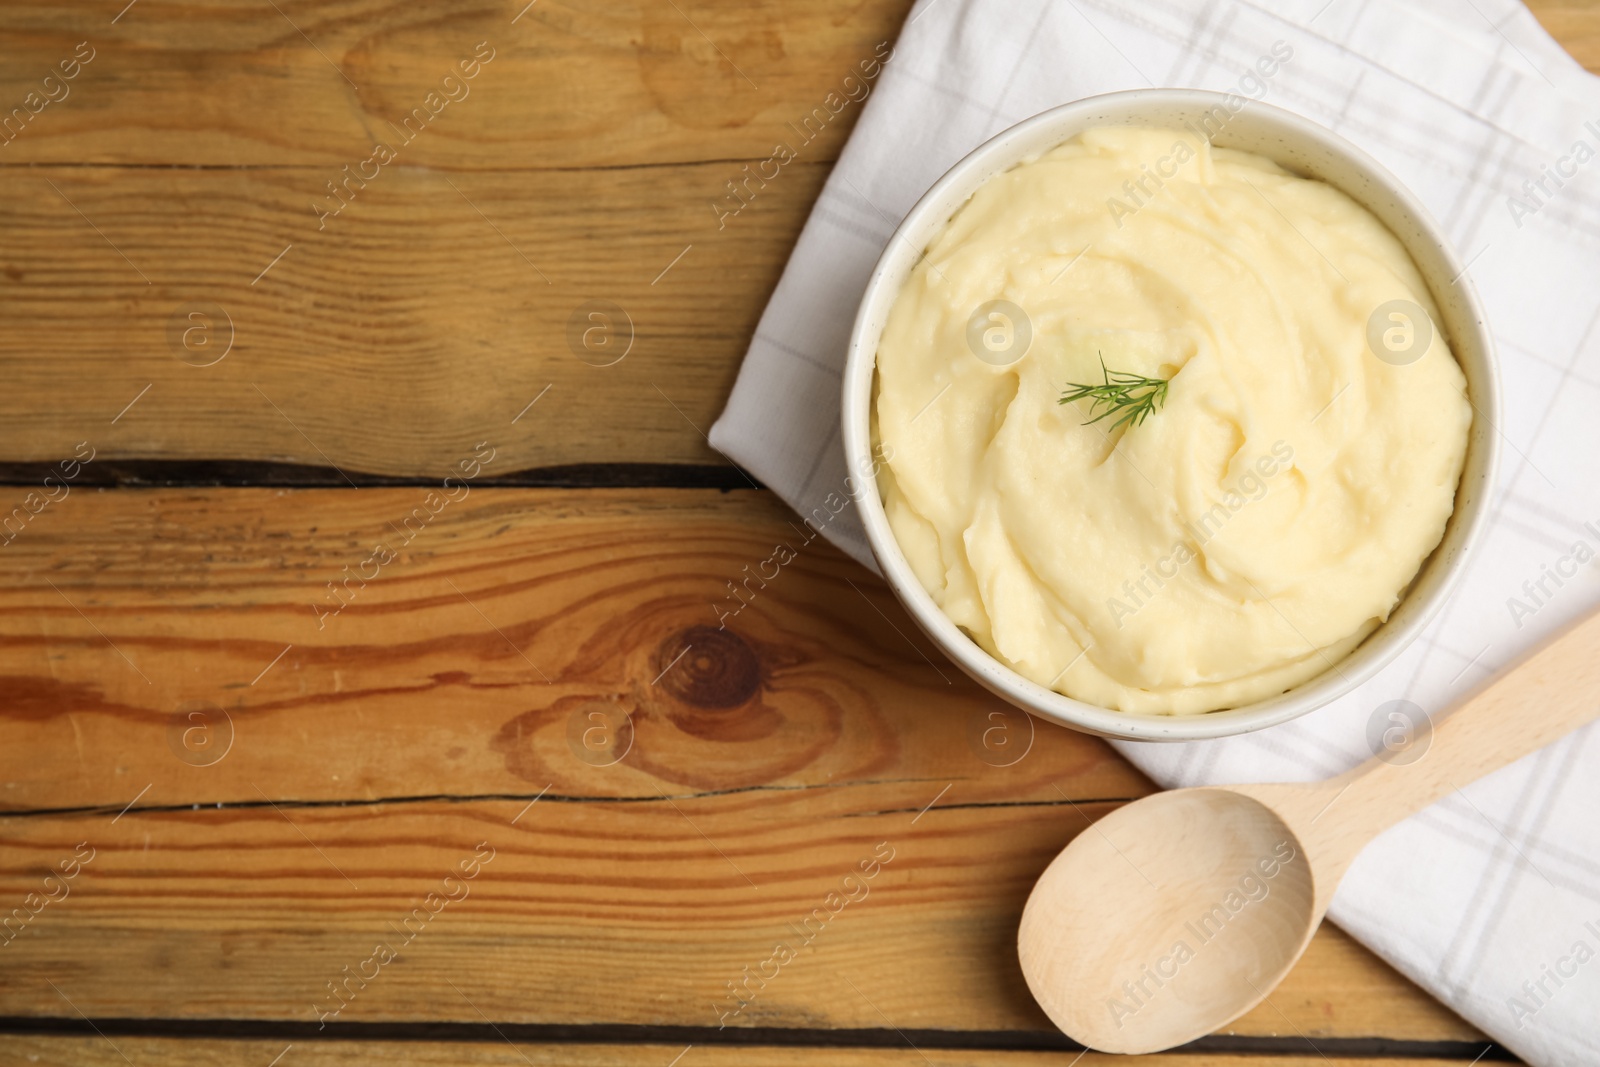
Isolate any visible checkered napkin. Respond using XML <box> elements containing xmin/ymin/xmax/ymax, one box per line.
<box><xmin>709</xmin><ymin>0</ymin><xmax>1600</xmax><ymax>1061</ymax></box>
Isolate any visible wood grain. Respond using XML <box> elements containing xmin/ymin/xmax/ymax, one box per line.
<box><xmin>0</xmin><ymin>486</ymin><xmax>1136</xmax><ymax>809</ymax></box>
<box><xmin>0</xmin><ymin>0</ymin><xmax>906</xmax><ymax>473</ymax></box>
<box><xmin>0</xmin><ymin>161</ymin><xmax>825</xmax><ymax>473</ymax></box>
<box><xmin>0</xmin><ymin>1036</ymin><xmax>1499</xmax><ymax>1067</ymax></box>
<box><xmin>0</xmin><ymin>487</ymin><xmax>1478</xmax><ymax>1044</ymax></box>
<box><xmin>0</xmin><ymin>0</ymin><xmax>908</xmax><ymax>168</ymax></box>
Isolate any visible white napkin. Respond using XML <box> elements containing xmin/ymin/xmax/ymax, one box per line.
<box><xmin>710</xmin><ymin>0</ymin><xmax>1600</xmax><ymax>1061</ymax></box>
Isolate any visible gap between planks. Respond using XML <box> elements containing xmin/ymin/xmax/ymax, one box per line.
<box><xmin>0</xmin><ymin>1017</ymin><xmax>1518</xmax><ymax>1061</ymax></box>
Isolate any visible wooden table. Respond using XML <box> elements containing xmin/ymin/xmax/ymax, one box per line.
<box><xmin>1</xmin><ymin>2</ymin><xmax>1591</xmax><ymax>1064</ymax></box>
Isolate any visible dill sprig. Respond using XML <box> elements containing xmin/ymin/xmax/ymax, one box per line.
<box><xmin>1059</xmin><ymin>354</ymin><xmax>1170</xmax><ymax>431</ymax></box>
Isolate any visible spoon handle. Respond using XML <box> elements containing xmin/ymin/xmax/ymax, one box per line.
<box><xmin>1315</xmin><ymin>604</ymin><xmax>1600</xmax><ymax>868</ymax></box>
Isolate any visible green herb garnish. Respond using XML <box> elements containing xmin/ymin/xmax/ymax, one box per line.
<box><xmin>1059</xmin><ymin>354</ymin><xmax>1170</xmax><ymax>431</ymax></box>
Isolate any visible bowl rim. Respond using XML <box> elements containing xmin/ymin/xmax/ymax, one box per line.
<box><xmin>839</xmin><ymin>88</ymin><xmax>1502</xmax><ymax>742</ymax></box>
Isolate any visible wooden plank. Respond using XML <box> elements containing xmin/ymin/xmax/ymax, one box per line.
<box><xmin>0</xmin><ymin>487</ymin><xmax>1145</xmax><ymax>809</ymax></box>
<box><xmin>0</xmin><ymin>785</ymin><xmax>1473</xmax><ymax>1040</ymax></box>
<box><xmin>0</xmin><ymin>0</ymin><xmax>907</xmax><ymax>167</ymax></box>
<box><xmin>0</xmin><ymin>161</ymin><xmax>823</xmax><ymax>471</ymax></box>
<box><xmin>0</xmin><ymin>1036</ymin><xmax>1504</xmax><ymax>1067</ymax></box>
<box><xmin>0</xmin><ymin>487</ymin><xmax>1479</xmax><ymax>1042</ymax></box>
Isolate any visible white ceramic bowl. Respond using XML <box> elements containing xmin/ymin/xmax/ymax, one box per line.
<box><xmin>841</xmin><ymin>89</ymin><xmax>1500</xmax><ymax>741</ymax></box>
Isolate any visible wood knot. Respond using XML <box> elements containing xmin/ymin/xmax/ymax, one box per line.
<box><xmin>654</xmin><ymin>626</ymin><xmax>760</xmax><ymax>709</ymax></box>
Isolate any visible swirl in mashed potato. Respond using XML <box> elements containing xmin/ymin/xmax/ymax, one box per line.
<box><xmin>874</xmin><ymin>127</ymin><xmax>1470</xmax><ymax>714</ymax></box>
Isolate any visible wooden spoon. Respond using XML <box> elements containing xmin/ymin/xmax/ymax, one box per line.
<box><xmin>1018</xmin><ymin>607</ymin><xmax>1600</xmax><ymax>1054</ymax></box>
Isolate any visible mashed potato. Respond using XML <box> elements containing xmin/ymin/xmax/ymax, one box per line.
<box><xmin>874</xmin><ymin>126</ymin><xmax>1470</xmax><ymax>714</ymax></box>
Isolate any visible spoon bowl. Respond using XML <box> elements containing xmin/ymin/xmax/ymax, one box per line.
<box><xmin>1020</xmin><ymin>789</ymin><xmax>1318</xmax><ymax>1053</ymax></box>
